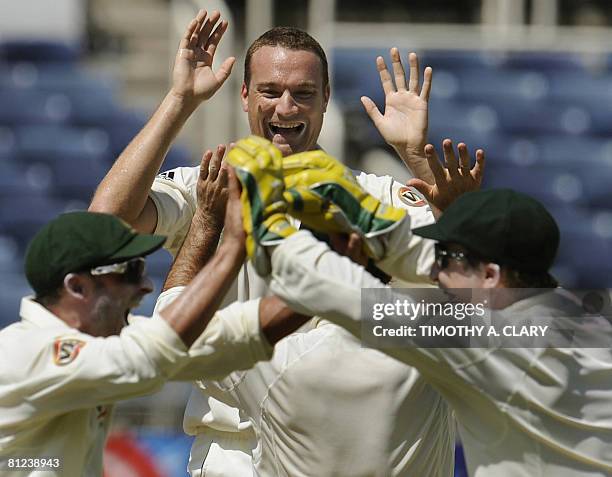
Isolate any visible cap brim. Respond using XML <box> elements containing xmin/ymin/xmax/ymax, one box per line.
<box><xmin>108</xmin><ymin>234</ymin><xmax>166</xmax><ymax>262</ymax></box>
<box><xmin>412</xmin><ymin>223</ymin><xmax>448</xmax><ymax>241</ymax></box>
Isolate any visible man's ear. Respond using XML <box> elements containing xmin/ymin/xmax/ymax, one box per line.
<box><xmin>64</xmin><ymin>273</ymin><xmax>87</xmax><ymax>299</ymax></box>
<box><xmin>241</xmin><ymin>82</ymin><xmax>249</xmax><ymax>112</ymax></box>
<box><xmin>482</xmin><ymin>263</ymin><xmax>502</xmax><ymax>289</ymax></box>
<box><xmin>322</xmin><ymin>83</ymin><xmax>330</xmax><ymax>113</ymax></box>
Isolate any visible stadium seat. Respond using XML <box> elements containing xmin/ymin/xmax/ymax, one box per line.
<box><xmin>483</xmin><ymin>166</ymin><xmax>588</xmax><ymax>208</ymax></box>
<box><xmin>0</xmin><ymin>272</ymin><xmax>32</xmax><ymax>328</ymax></box>
<box><xmin>456</xmin><ymin>70</ymin><xmax>549</xmax><ymax>102</ymax></box>
<box><xmin>0</xmin><ymin>196</ymin><xmax>81</xmax><ymax>250</ymax></box>
<box><xmin>495</xmin><ymin>52</ymin><xmax>586</xmax><ymax>72</ymax></box>
<box><xmin>0</xmin><ymin>89</ymin><xmax>72</xmax><ymax>125</ymax></box>
<box><xmin>0</xmin><ymin>40</ymin><xmax>81</xmax><ymax>64</ymax></box>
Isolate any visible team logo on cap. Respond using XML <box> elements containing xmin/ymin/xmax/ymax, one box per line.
<box><xmin>397</xmin><ymin>187</ymin><xmax>426</xmax><ymax>207</ymax></box>
<box><xmin>53</xmin><ymin>338</ymin><xmax>86</xmax><ymax>366</ymax></box>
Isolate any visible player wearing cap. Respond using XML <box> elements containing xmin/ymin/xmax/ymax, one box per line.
<box><xmin>249</xmin><ymin>150</ymin><xmax>612</xmax><ymax>476</ymax></box>
<box><xmin>88</xmin><ymin>8</ymin><xmax>485</xmax><ymax>475</ymax></box>
<box><xmin>0</xmin><ymin>170</ymin><xmax>310</xmax><ymax>477</ymax></box>
<box><xmin>88</xmin><ymin>9</ymin><xmax>459</xmax><ymax>476</ymax></box>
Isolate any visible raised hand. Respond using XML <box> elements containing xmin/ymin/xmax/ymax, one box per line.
<box><xmin>222</xmin><ymin>167</ymin><xmax>246</xmax><ymax>254</ymax></box>
<box><xmin>407</xmin><ymin>139</ymin><xmax>485</xmax><ymax>217</ymax></box>
<box><xmin>195</xmin><ymin>144</ymin><xmax>230</xmax><ymax>228</ymax></box>
<box><xmin>171</xmin><ymin>9</ymin><xmax>236</xmax><ymax>105</ymax></box>
<box><xmin>361</xmin><ymin>49</ymin><xmax>432</xmax><ymax>165</ymax></box>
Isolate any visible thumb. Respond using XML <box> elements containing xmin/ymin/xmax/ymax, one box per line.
<box><xmin>361</xmin><ymin>96</ymin><xmax>383</xmax><ymax>125</ymax></box>
<box><xmin>215</xmin><ymin>56</ymin><xmax>236</xmax><ymax>86</ymax></box>
<box><xmin>406</xmin><ymin>178</ymin><xmax>434</xmax><ymax>202</ymax></box>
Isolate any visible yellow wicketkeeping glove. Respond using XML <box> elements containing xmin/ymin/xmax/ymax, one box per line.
<box><xmin>282</xmin><ymin>150</ymin><xmax>407</xmax><ymax>260</ymax></box>
<box><xmin>225</xmin><ymin>136</ymin><xmax>297</xmax><ymax>276</ymax></box>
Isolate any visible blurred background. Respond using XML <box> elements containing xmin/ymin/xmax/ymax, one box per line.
<box><xmin>1</xmin><ymin>0</ymin><xmax>612</xmax><ymax>475</ymax></box>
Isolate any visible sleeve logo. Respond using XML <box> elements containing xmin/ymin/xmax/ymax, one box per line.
<box><xmin>397</xmin><ymin>186</ymin><xmax>427</xmax><ymax>207</ymax></box>
<box><xmin>53</xmin><ymin>338</ymin><xmax>86</xmax><ymax>366</ymax></box>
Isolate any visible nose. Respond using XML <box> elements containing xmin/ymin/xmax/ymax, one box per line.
<box><xmin>139</xmin><ymin>275</ymin><xmax>154</xmax><ymax>295</ymax></box>
<box><xmin>429</xmin><ymin>262</ymin><xmax>440</xmax><ymax>282</ymax></box>
<box><xmin>276</xmin><ymin>90</ymin><xmax>298</xmax><ymax>116</ymax></box>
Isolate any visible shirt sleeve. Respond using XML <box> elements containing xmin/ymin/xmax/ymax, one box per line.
<box><xmin>268</xmin><ymin>231</ymin><xmax>505</xmax><ymax>417</ymax></box>
<box><xmin>149</xmin><ymin>166</ymin><xmax>199</xmax><ymax>257</ymax></box>
<box><xmin>356</xmin><ymin>172</ymin><xmax>435</xmax><ymax>284</ymax></box>
<box><xmin>155</xmin><ymin>287</ymin><xmax>274</xmax><ymax>382</ymax></box>
<box><xmin>0</xmin><ymin>315</ymin><xmax>189</xmax><ymax>416</ymax></box>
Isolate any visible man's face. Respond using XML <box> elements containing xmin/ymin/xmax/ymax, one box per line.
<box><xmin>84</xmin><ymin>265</ymin><xmax>153</xmax><ymax>337</ymax></box>
<box><xmin>430</xmin><ymin>243</ymin><xmax>489</xmax><ymax>302</ymax></box>
<box><xmin>242</xmin><ymin>46</ymin><xmax>330</xmax><ymax>157</ymax></box>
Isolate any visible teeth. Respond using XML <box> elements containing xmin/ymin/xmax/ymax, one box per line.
<box><xmin>270</xmin><ymin>122</ymin><xmax>303</xmax><ymax>129</ymax></box>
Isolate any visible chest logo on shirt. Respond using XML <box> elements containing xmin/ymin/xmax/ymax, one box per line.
<box><xmin>157</xmin><ymin>170</ymin><xmax>175</xmax><ymax>181</ymax></box>
<box><xmin>53</xmin><ymin>338</ymin><xmax>86</xmax><ymax>366</ymax></box>
<box><xmin>397</xmin><ymin>186</ymin><xmax>427</xmax><ymax>207</ymax></box>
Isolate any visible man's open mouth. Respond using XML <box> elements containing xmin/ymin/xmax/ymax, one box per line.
<box><xmin>268</xmin><ymin>121</ymin><xmax>305</xmax><ymax>135</ymax></box>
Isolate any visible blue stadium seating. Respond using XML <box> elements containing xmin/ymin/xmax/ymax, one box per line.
<box><xmin>0</xmin><ymin>196</ymin><xmax>79</xmax><ymax>248</ymax></box>
<box><xmin>0</xmin><ymin>40</ymin><xmax>81</xmax><ymax>64</ymax></box>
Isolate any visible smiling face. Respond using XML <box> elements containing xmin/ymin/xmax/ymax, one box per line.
<box><xmin>241</xmin><ymin>46</ymin><xmax>330</xmax><ymax>156</ymax></box>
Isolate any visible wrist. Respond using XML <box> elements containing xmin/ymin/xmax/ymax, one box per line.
<box><xmin>167</xmin><ymin>89</ymin><xmax>201</xmax><ymax>115</ymax></box>
<box><xmin>192</xmin><ymin>208</ymin><xmax>224</xmax><ymax>231</ymax></box>
<box><xmin>219</xmin><ymin>238</ymin><xmax>246</xmax><ymax>264</ymax></box>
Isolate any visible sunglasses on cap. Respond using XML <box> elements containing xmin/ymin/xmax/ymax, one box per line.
<box><xmin>90</xmin><ymin>257</ymin><xmax>146</xmax><ymax>283</ymax></box>
<box><xmin>434</xmin><ymin>244</ymin><xmax>471</xmax><ymax>270</ymax></box>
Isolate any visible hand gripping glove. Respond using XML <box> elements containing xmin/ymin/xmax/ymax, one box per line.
<box><xmin>282</xmin><ymin>150</ymin><xmax>407</xmax><ymax>260</ymax></box>
<box><xmin>225</xmin><ymin>136</ymin><xmax>297</xmax><ymax>275</ymax></box>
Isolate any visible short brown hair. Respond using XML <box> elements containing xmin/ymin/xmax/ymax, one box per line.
<box><xmin>243</xmin><ymin>27</ymin><xmax>329</xmax><ymax>90</ymax></box>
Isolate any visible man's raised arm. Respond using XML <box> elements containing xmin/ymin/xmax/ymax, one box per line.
<box><xmin>160</xmin><ymin>163</ymin><xmax>309</xmax><ymax>348</ymax></box>
<box><xmin>89</xmin><ymin>9</ymin><xmax>235</xmax><ymax>233</ymax></box>
<box><xmin>361</xmin><ymin>49</ymin><xmax>434</xmax><ymax>185</ymax></box>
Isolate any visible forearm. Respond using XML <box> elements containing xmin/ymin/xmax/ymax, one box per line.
<box><xmin>164</xmin><ymin>211</ymin><xmax>224</xmax><ymax>291</ymax></box>
<box><xmin>258</xmin><ymin>296</ymin><xmax>310</xmax><ymax>345</ymax></box>
<box><xmin>160</xmin><ymin>240</ymin><xmax>245</xmax><ymax>346</ymax></box>
<box><xmin>270</xmin><ymin>231</ymin><xmax>382</xmax><ymax>338</ymax></box>
<box><xmin>89</xmin><ymin>91</ymin><xmax>198</xmax><ymax>227</ymax></box>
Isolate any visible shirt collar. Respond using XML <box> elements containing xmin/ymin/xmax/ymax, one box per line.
<box><xmin>20</xmin><ymin>296</ymin><xmax>72</xmax><ymax>329</ymax></box>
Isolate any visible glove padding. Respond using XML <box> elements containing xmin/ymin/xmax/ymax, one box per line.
<box><xmin>282</xmin><ymin>150</ymin><xmax>407</xmax><ymax>260</ymax></box>
<box><xmin>226</xmin><ymin>136</ymin><xmax>296</xmax><ymax>275</ymax></box>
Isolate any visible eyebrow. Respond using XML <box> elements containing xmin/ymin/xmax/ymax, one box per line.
<box><xmin>255</xmin><ymin>81</ymin><xmax>318</xmax><ymax>89</ymax></box>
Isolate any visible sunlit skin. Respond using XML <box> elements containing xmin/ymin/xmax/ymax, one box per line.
<box><xmin>79</xmin><ymin>272</ymin><xmax>153</xmax><ymax>337</ymax></box>
<box><xmin>430</xmin><ymin>243</ymin><xmax>502</xmax><ymax>304</ymax></box>
<box><xmin>241</xmin><ymin>46</ymin><xmax>330</xmax><ymax>157</ymax></box>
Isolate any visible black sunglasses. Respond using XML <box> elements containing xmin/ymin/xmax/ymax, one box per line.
<box><xmin>434</xmin><ymin>244</ymin><xmax>470</xmax><ymax>270</ymax></box>
<box><xmin>90</xmin><ymin>257</ymin><xmax>147</xmax><ymax>283</ymax></box>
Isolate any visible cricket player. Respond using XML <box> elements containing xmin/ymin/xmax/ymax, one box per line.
<box><xmin>0</xmin><ymin>169</ymin><xmax>309</xmax><ymax>477</ymax></box>
<box><xmin>229</xmin><ymin>140</ymin><xmax>612</xmax><ymax>476</ymax></box>
<box><xmin>89</xmin><ymin>9</ymin><xmax>462</xmax><ymax>476</ymax></box>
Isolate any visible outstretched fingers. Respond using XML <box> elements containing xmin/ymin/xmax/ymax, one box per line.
<box><xmin>205</xmin><ymin>20</ymin><xmax>228</xmax><ymax>57</ymax></box>
<box><xmin>390</xmin><ymin>47</ymin><xmax>407</xmax><ymax>91</ymax></box>
<box><xmin>457</xmin><ymin>142</ymin><xmax>471</xmax><ymax>173</ymax></box>
<box><xmin>420</xmin><ymin>66</ymin><xmax>432</xmax><ymax>101</ymax></box>
<box><xmin>442</xmin><ymin>139</ymin><xmax>460</xmax><ymax>179</ymax></box>
<box><xmin>190</xmin><ymin>10</ymin><xmax>208</xmax><ymax>48</ymax></box>
<box><xmin>377</xmin><ymin>56</ymin><xmax>395</xmax><ymax>95</ymax></box>
<box><xmin>361</xmin><ymin>95</ymin><xmax>383</xmax><ymax>125</ymax></box>
<box><xmin>472</xmin><ymin>149</ymin><xmax>486</xmax><ymax>183</ymax></box>
<box><xmin>199</xmin><ymin>149</ymin><xmax>213</xmax><ymax>181</ymax></box>
<box><xmin>408</xmin><ymin>52</ymin><xmax>420</xmax><ymax>93</ymax></box>
<box><xmin>197</xmin><ymin>10</ymin><xmax>220</xmax><ymax>48</ymax></box>
<box><xmin>207</xmin><ymin>144</ymin><xmax>225</xmax><ymax>181</ymax></box>
<box><xmin>425</xmin><ymin>144</ymin><xmax>447</xmax><ymax>186</ymax></box>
